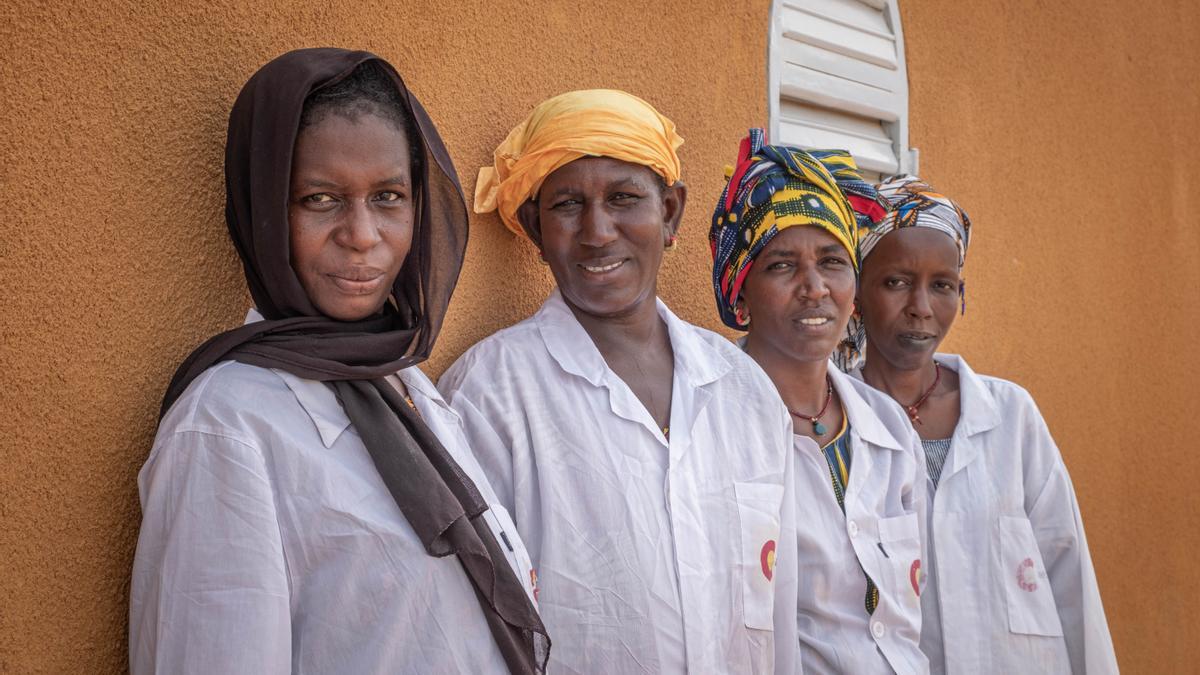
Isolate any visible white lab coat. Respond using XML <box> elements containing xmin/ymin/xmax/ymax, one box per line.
<box><xmin>789</xmin><ymin>365</ymin><xmax>929</xmax><ymax>675</ymax></box>
<box><xmin>910</xmin><ymin>354</ymin><xmax>1118</xmax><ymax>674</ymax></box>
<box><xmin>131</xmin><ymin>330</ymin><xmax>537</xmax><ymax>673</ymax></box>
<box><xmin>439</xmin><ymin>289</ymin><xmax>801</xmax><ymax>674</ymax></box>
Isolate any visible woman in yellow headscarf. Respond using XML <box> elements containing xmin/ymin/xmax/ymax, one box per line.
<box><xmin>710</xmin><ymin>128</ymin><xmax>928</xmax><ymax>675</ymax></box>
<box><xmin>440</xmin><ymin>92</ymin><xmax>801</xmax><ymax>673</ymax></box>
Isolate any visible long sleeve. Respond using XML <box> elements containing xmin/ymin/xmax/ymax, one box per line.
<box><xmin>1021</xmin><ymin>399</ymin><xmax>1118</xmax><ymax>675</ymax></box>
<box><xmin>129</xmin><ymin>429</ymin><xmax>291</xmax><ymax>674</ymax></box>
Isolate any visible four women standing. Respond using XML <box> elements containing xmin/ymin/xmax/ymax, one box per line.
<box><xmin>132</xmin><ymin>49</ymin><xmax>1116</xmax><ymax>674</ymax></box>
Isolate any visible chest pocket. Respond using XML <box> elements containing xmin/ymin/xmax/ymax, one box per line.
<box><xmin>734</xmin><ymin>481</ymin><xmax>784</xmax><ymax>631</ymax></box>
<box><xmin>997</xmin><ymin>515</ymin><xmax>1064</xmax><ymax>637</ymax></box>
<box><xmin>877</xmin><ymin>512</ymin><xmax>922</xmax><ymax>608</ymax></box>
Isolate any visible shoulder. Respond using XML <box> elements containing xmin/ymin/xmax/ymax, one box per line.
<box><xmin>843</xmin><ymin>372</ymin><xmax>913</xmax><ymax>431</ymax></box>
<box><xmin>677</xmin><ymin>324</ymin><xmax>790</xmax><ymax>420</ymax></box>
<box><xmin>158</xmin><ymin>361</ymin><xmax>299</xmax><ymax>444</ymax></box>
<box><xmin>949</xmin><ymin>354</ymin><xmax>1043</xmax><ymax>418</ymax></box>
<box><xmin>439</xmin><ymin>317</ymin><xmax>545</xmax><ymax>394</ymax></box>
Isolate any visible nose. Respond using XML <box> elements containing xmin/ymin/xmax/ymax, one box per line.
<box><xmin>333</xmin><ymin>200</ymin><xmax>383</xmax><ymax>252</ymax></box>
<box><xmin>794</xmin><ymin>264</ymin><xmax>831</xmax><ymax>302</ymax></box>
<box><xmin>578</xmin><ymin>202</ymin><xmax>619</xmax><ymax>248</ymax></box>
<box><xmin>907</xmin><ymin>285</ymin><xmax>934</xmax><ymax>319</ymax></box>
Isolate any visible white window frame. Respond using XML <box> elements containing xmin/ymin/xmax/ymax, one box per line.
<box><xmin>767</xmin><ymin>0</ymin><xmax>919</xmax><ymax>181</ymax></box>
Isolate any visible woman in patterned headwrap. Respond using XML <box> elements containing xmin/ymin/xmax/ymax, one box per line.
<box><xmin>710</xmin><ymin>128</ymin><xmax>928</xmax><ymax>675</ymax></box>
<box><xmin>440</xmin><ymin>93</ymin><xmax>800</xmax><ymax>673</ymax></box>
<box><xmin>854</xmin><ymin>175</ymin><xmax>1118</xmax><ymax>674</ymax></box>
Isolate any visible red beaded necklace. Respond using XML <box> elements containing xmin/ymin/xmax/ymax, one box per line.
<box><xmin>905</xmin><ymin>363</ymin><xmax>942</xmax><ymax>425</ymax></box>
<box><xmin>788</xmin><ymin>375</ymin><xmax>834</xmax><ymax>436</ymax></box>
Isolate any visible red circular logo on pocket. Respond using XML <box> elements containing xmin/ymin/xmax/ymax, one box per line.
<box><xmin>910</xmin><ymin>559</ymin><xmax>921</xmax><ymax>597</ymax></box>
<box><xmin>1016</xmin><ymin>557</ymin><xmax>1038</xmax><ymax>592</ymax></box>
<box><xmin>760</xmin><ymin>540</ymin><xmax>777</xmax><ymax>581</ymax></box>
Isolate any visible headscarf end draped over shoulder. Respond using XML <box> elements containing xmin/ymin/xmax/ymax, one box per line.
<box><xmin>709</xmin><ymin>129</ymin><xmax>889</xmax><ymax>335</ymax></box>
<box><xmin>474</xmin><ymin>89</ymin><xmax>684</xmax><ymax>239</ymax></box>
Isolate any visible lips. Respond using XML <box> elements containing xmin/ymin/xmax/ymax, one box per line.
<box><xmin>790</xmin><ymin>308</ymin><xmax>837</xmax><ymax>331</ymax></box>
<box><xmin>327</xmin><ymin>266</ymin><xmax>387</xmax><ymax>294</ymax></box>
<box><xmin>577</xmin><ymin>257</ymin><xmax>627</xmax><ymax>276</ymax></box>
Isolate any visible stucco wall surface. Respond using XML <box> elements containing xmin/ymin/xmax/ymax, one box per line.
<box><xmin>1</xmin><ymin>0</ymin><xmax>1197</xmax><ymax>672</ymax></box>
<box><xmin>900</xmin><ymin>0</ymin><xmax>1200</xmax><ymax>671</ymax></box>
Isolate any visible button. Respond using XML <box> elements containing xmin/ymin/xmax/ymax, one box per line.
<box><xmin>848</xmin><ymin>520</ymin><xmax>859</xmax><ymax>537</ymax></box>
<box><xmin>872</xmin><ymin>621</ymin><xmax>885</xmax><ymax>639</ymax></box>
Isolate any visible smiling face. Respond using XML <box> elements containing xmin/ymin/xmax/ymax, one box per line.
<box><xmin>527</xmin><ymin>156</ymin><xmax>685</xmax><ymax>320</ymax></box>
<box><xmin>288</xmin><ymin>112</ymin><xmax>416</xmax><ymax>322</ymax></box>
<box><xmin>858</xmin><ymin>227</ymin><xmax>962</xmax><ymax>371</ymax></box>
<box><xmin>740</xmin><ymin>226</ymin><xmax>857</xmax><ymax>365</ymax></box>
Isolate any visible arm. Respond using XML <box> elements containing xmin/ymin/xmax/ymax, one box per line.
<box><xmin>1021</xmin><ymin>396</ymin><xmax>1118</xmax><ymax>674</ymax></box>
<box><xmin>129</xmin><ymin>430</ymin><xmax>291</xmax><ymax>674</ymax></box>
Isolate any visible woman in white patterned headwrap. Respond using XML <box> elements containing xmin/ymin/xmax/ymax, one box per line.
<box><xmin>853</xmin><ymin>175</ymin><xmax>1118</xmax><ymax>674</ymax></box>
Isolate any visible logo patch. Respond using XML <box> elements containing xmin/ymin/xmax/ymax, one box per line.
<box><xmin>760</xmin><ymin>540</ymin><xmax>777</xmax><ymax>581</ymax></box>
<box><xmin>909</xmin><ymin>559</ymin><xmax>921</xmax><ymax>597</ymax></box>
<box><xmin>1017</xmin><ymin>557</ymin><xmax>1038</xmax><ymax>592</ymax></box>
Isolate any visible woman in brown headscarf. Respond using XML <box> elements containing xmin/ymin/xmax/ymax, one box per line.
<box><xmin>129</xmin><ymin>49</ymin><xmax>547</xmax><ymax>674</ymax></box>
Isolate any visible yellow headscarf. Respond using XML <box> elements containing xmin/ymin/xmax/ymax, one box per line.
<box><xmin>474</xmin><ymin>89</ymin><xmax>684</xmax><ymax>238</ymax></box>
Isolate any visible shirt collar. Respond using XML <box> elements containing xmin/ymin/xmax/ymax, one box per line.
<box><xmin>830</xmin><ymin>364</ymin><xmax>907</xmax><ymax>452</ymax></box>
<box><xmin>934</xmin><ymin>353</ymin><xmax>1001</xmax><ymax>437</ymax></box>
<box><xmin>243</xmin><ymin>307</ymin><xmax>351</xmax><ymax>448</ymax></box>
<box><xmin>535</xmin><ymin>288</ymin><xmax>732</xmax><ymax>389</ymax></box>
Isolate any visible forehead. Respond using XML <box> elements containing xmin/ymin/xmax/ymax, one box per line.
<box><xmin>540</xmin><ymin>156</ymin><xmax>660</xmax><ymax>192</ymax></box>
<box><xmin>291</xmin><ymin>113</ymin><xmax>412</xmax><ymax>173</ymax></box>
<box><xmin>761</xmin><ymin>224</ymin><xmax>847</xmax><ymax>255</ymax></box>
<box><xmin>865</xmin><ymin>227</ymin><xmax>959</xmax><ymax>268</ymax></box>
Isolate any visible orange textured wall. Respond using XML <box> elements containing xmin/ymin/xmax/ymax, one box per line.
<box><xmin>900</xmin><ymin>0</ymin><xmax>1200</xmax><ymax>671</ymax></box>
<box><xmin>1</xmin><ymin>0</ymin><xmax>1196</xmax><ymax>672</ymax></box>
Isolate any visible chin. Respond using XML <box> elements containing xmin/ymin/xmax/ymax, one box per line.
<box><xmin>562</xmin><ymin>285</ymin><xmax>655</xmax><ymax>320</ymax></box>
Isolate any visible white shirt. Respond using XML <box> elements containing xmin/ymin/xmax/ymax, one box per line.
<box><xmin>439</xmin><ymin>289</ymin><xmax>801</xmax><ymax>674</ymax></box>
<box><xmin>130</xmin><ymin>348</ymin><xmax>537</xmax><ymax>673</ymax></box>
<box><xmin>790</xmin><ymin>366</ymin><xmax>929</xmax><ymax>675</ymax></box>
<box><xmin>912</xmin><ymin>354</ymin><xmax>1118</xmax><ymax>674</ymax></box>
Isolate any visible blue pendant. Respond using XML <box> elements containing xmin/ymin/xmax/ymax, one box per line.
<box><xmin>813</xmin><ymin>420</ymin><xmax>827</xmax><ymax>435</ymax></box>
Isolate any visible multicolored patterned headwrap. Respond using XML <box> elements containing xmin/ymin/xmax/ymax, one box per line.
<box><xmin>860</xmin><ymin>174</ymin><xmax>971</xmax><ymax>267</ymax></box>
<box><xmin>840</xmin><ymin>174</ymin><xmax>973</xmax><ymax>372</ymax></box>
<box><xmin>474</xmin><ymin>89</ymin><xmax>683</xmax><ymax>239</ymax></box>
<box><xmin>709</xmin><ymin>128</ymin><xmax>889</xmax><ymax>332</ymax></box>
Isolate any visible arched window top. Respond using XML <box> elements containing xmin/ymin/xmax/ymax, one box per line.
<box><xmin>768</xmin><ymin>0</ymin><xmax>918</xmax><ymax>181</ymax></box>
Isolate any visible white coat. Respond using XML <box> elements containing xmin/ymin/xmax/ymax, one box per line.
<box><xmin>912</xmin><ymin>354</ymin><xmax>1118</xmax><ymax>674</ymax></box>
<box><xmin>439</xmin><ymin>289</ymin><xmax>801</xmax><ymax>674</ymax></box>
<box><xmin>130</xmin><ymin>312</ymin><xmax>537</xmax><ymax>674</ymax></box>
<box><xmin>791</xmin><ymin>365</ymin><xmax>930</xmax><ymax>675</ymax></box>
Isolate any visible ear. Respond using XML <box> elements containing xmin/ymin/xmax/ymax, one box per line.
<box><xmin>516</xmin><ymin>199</ymin><xmax>543</xmax><ymax>250</ymax></box>
<box><xmin>660</xmin><ymin>180</ymin><xmax>688</xmax><ymax>242</ymax></box>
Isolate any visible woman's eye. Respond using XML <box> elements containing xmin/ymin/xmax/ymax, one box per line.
<box><xmin>303</xmin><ymin>193</ymin><xmax>336</xmax><ymax>204</ymax></box>
<box><xmin>611</xmin><ymin>192</ymin><xmax>640</xmax><ymax>203</ymax></box>
<box><xmin>766</xmin><ymin>261</ymin><xmax>793</xmax><ymax>272</ymax></box>
<box><xmin>376</xmin><ymin>191</ymin><xmax>406</xmax><ymax>202</ymax></box>
<box><xmin>885</xmin><ymin>278</ymin><xmax>908</xmax><ymax>289</ymax></box>
<box><xmin>822</xmin><ymin>256</ymin><xmax>849</xmax><ymax>267</ymax></box>
<box><xmin>550</xmin><ymin>198</ymin><xmax>581</xmax><ymax>210</ymax></box>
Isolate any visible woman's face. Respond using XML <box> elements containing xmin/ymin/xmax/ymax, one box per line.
<box><xmin>858</xmin><ymin>227</ymin><xmax>961</xmax><ymax>371</ymax></box>
<box><xmin>740</xmin><ymin>225</ymin><xmax>857</xmax><ymax>364</ymax></box>
<box><xmin>530</xmin><ymin>157</ymin><xmax>684</xmax><ymax>320</ymax></box>
<box><xmin>288</xmin><ymin>112</ymin><xmax>415</xmax><ymax>321</ymax></box>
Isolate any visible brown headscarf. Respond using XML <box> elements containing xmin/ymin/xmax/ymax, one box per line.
<box><xmin>160</xmin><ymin>48</ymin><xmax>548</xmax><ymax>673</ymax></box>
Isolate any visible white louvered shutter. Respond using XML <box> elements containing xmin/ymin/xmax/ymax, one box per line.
<box><xmin>768</xmin><ymin>0</ymin><xmax>918</xmax><ymax>181</ymax></box>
